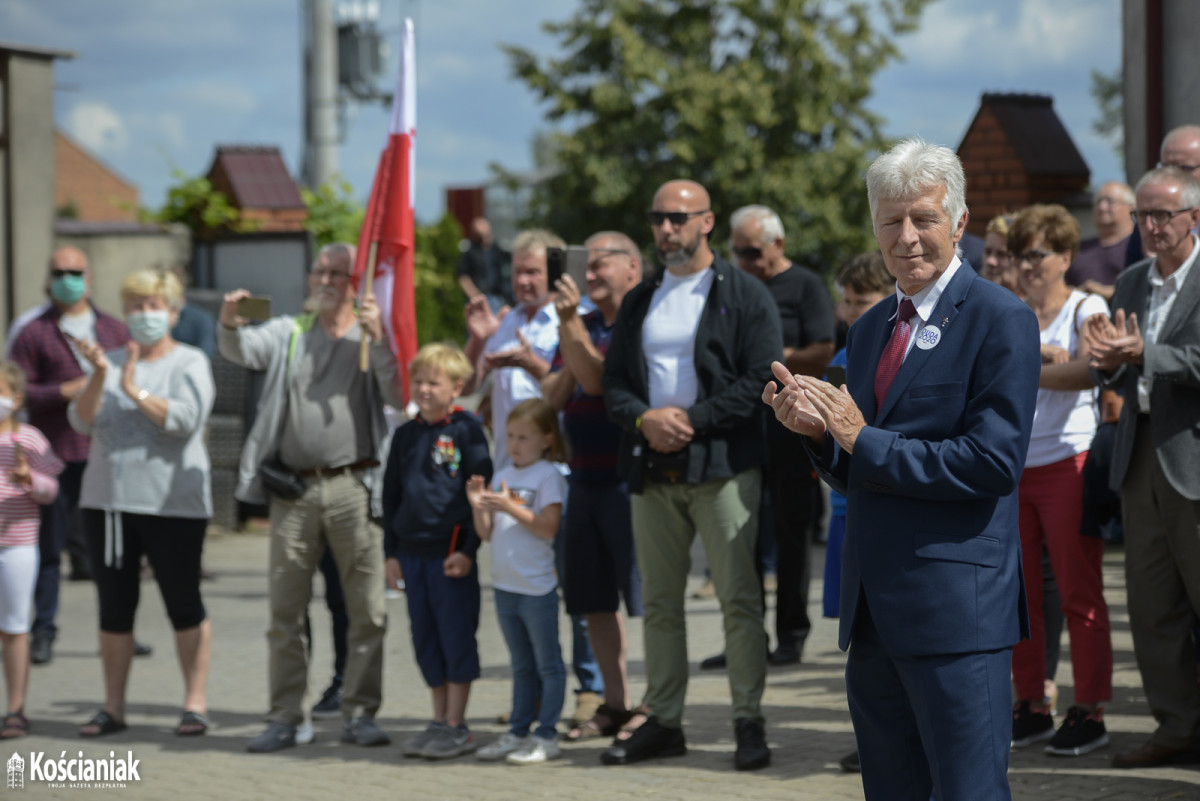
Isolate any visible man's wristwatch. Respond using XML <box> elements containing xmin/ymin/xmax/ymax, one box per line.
<box><xmin>136</xmin><ymin>388</ymin><xmax>150</xmax><ymax>402</ymax></box>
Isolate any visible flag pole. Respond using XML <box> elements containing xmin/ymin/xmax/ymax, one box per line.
<box><xmin>359</xmin><ymin>241</ymin><xmax>379</xmax><ymax>372</ymax></box>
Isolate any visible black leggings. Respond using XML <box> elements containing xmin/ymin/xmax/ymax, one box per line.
<box><xmin>84</xmin><ymin>509</ymin><xmax>208</xmax><ymax>633</ymax></box>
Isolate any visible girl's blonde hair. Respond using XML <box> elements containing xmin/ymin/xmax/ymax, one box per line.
<box><xmin>0</xmin><ymin>359</ymin><xmax>27</xmax><ymax>397</ymax></box>
<box><xmin>507</xmin><ymin>398</ymin><xmax>568</xmax><ymax>463</ymax></box>
<box><xmin>120</xmin><ymin>268</ymin><xmax>183</xmax><ymax>309</ymax></box>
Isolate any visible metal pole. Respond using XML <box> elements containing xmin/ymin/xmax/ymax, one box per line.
<box><xmin>302</xmin><ymin>0</ymin><xmax>338</xmax><ymax>189</ymax></box>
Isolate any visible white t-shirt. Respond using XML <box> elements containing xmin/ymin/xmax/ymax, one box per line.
<box><xmin>488</xmin><ymin>459</ymin><xmax>566</xmax><ymax>597</ymax></box>
<box><xmin>643</xmin><ymin>268</ymin><xmax>714</xmax><ymax>409</ymax></box>
<box><xmin>59</xmin><ymin>306</ymin><xmax>99</xmax><ymax>374</ymax></box>
<box><xmin>485</xmin><ymin>302</ymin><xmax>560</xmax><ymax>472</ymax></box>
<box><xmin>1026</xmin><ymin>290</ymin><xmax>1109</xmax><ymax>468</ymax></box>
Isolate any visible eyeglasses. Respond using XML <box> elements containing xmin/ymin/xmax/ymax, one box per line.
<box><xmin>731</xmin><ymin>246</ymin><xmax>764</xmax><ymax>260</ymax></box>
<box><xmin>50</xmin><ymin>269</ymin><xmax>85</xmax><ymax>278</ymax></box>
<box><xmin>1130</xmin><ymin>208</ymin><xmax>1196</xmax><ymax>227</ymax></box>
<box><xmin>311</xmin><ymin>268</ymin><xmax>351</xmax><ymax>281</ymax></box>
<box><xmin>646</xmin><ymin>210</ymin><xmax>709</xmax><ymax>227</ymax></box>
<box><xmin>1013</xmin><ymin>249</ymin><xmax>1056</xmax><ymax>266</ymax></box>
<box><xmin>1157</xmin><ymin>160</ymin><xmax>1200</xmax><ymax>174</ymax></box>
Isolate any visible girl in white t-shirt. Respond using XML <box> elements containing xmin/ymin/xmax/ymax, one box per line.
<box><xmin>467</xmin><ymin>398</ymin><xmax>567</xmax><ymax>765</ymax></box>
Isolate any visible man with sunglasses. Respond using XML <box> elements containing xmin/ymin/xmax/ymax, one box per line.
<box><xmin>1085</xmin><ymin>165</ymin><xmax>1200</xmax><ymax>769</ymax></box>
<box><xmin>727</xmin><ymin>205</ymin><xmax>834</xmax><ymax>668</ymax></box>
<box><xmin>602</xmin><ymin>180</ymin><xmax>782</xmax><ymax>770</ymax></box>
<box><xmin>9</xmin><ymin>247</ymin><xmax>129</xmax><ymax>664</ymax></box>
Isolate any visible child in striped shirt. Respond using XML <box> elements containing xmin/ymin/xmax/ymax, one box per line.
<box><xmin>0</xmin><ymin>360</ymin><xmax>64</xmax><ymax>739</ymax></box>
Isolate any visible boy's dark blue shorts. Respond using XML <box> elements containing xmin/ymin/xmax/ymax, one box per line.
<box><xmin>561</xmin><ymin>480</ymin><xmax>643</xmax><ymax>617</ymax></box>
<box><xmin>398</xmin><ymin>553</ymin><xmax>481</xmax><ymax>687</ymax></box>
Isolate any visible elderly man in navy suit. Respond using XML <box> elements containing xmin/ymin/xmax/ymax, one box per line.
<box><xmin>765</xmin><ymin>139</ymin><xmax>1040</xmax><ymax>799</ymax></box>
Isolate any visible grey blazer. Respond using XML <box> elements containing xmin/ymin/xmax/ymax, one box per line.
<box><xmin>1098</xmin><ymin>248</ymin><xmax>1200</xmax><ymax>500</ymax></box>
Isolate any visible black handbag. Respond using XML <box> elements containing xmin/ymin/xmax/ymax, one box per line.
<box><xmin>258</xmin><ymin>457</ymin><xmax>306</xmax><ymax>500</ymax></box>
<box><xmin>644</xmin><ymin>449</ymin><xmax>690</xmax><ymax>485</ymax></box>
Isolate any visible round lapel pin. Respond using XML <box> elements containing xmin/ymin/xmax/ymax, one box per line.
<box><xmin>915</xmin><ymin>325</ymin><xmax>941</xmax><ymax>350</ymax></box>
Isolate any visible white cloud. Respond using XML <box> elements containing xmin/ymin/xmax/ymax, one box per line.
<box><xmin>128</xmin><ymin>111</ymin><xmax>188</xmax><ymax>151</ymax></box>
<box><xmin>65</xmin><ymin>101</ymin><xmax>130</xmax><ymax>156</ymax></box>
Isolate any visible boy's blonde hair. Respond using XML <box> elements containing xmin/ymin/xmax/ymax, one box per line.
<box><xmin>507</xmin><ymin>398</ymin><xmax>568</xmax><ymax>463</ymax></box>
<box><xmin>120</xmin><ymin>268</ymin><xmax>183</xmax><ymax>309</ymax></box>
<box><xmin>410</xmin><ymin>342</ymin><xmax>473</xmax><ymax>384</ymax></box>
<box><xmin>0</xmin><ymin>359</ymin><xmax>27</xmax><ymax>397</ymax></box>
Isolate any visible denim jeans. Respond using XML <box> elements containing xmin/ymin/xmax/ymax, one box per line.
<box><xmin>494</xmin><ymin>587</ymin><xmax>566</xmax><ymax>740</ymax></box>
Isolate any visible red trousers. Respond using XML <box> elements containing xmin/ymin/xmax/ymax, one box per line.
<box><xmin>1012</xmin><ymin>453</ymin><xmax>1113</xmax><ymax>704</ymax></box>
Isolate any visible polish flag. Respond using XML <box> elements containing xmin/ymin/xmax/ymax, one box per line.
<box><xmin>353</xmin><ymin>17</ymin><xmax>417</xmax><ymax>402</ymax></box>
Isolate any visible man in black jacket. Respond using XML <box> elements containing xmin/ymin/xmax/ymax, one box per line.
<box><xmin>600</xmin><ymin>180</ymin><xmax>782</xmax><ymax>771</ymax></box>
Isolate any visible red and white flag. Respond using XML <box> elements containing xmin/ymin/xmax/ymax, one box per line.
<box><xmin>353</xmin><ymin>17</ymin><xmax>418</xmax><ymax>401</ymax></box>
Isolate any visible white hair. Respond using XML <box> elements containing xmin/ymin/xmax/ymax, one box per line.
<box><xmin>730</xmin><ymin>205</ymin><xmax>785</xmax><ymax>245</ymax></box>
<box><xmin>866</xmin><ymin>138</ymin><xmax>967</xmax><ymax>228</ymax></box>
<box><xmin>1135</xmin><ymin>166</ymin><xmax>1200</xmax><ymax>209</ymax></box>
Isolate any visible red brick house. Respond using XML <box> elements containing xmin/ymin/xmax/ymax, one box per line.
<box><xmin>205</xmin><ymin>145</ymin><xmax>307</xmax><ymax>232</ymax></box>
<box><xmin>957</xmin><ymin>93</ymin><xmax>1091</xmax><ymax>237</ymax></box>
<box><xmin>54</xmin><ymin>130</ymin><xmax>139</xmax><ymax>222</ymax></box>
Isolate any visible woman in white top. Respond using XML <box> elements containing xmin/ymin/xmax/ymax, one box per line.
<box><xmin>1007</xmin><ymin>205</ymin><xmax>1114</xmax><ymax>758</ymax></box>
<box><xmin>69</xmin><ymin>268</ymin><xmax>215</xmax><ymax>739</ymax></box>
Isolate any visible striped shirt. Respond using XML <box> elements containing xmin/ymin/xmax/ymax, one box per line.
<box><xmin>0</xmin><ymin>424</ymin><xmax>64</xmax><ymax>547</ymax></box>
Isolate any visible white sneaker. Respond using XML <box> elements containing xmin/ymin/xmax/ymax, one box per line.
<box><xmin>477</xmin><ymin>732</ymin><xmax>528</xmax><ymax>761</ymax></box>
<box><xmin>506</xmin><ymin>735</ymin><xmax>561</xmax><ymax>765</ymax></box>
<box><xmin>296</xmin><ymin>720</ymin><xmax>314</xmax><ymax>745</ymax></box>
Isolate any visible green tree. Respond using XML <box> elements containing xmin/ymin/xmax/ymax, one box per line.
<box><xmin>301</xmin><ymin>178</ymin><xmax>366</xmax><ymax>246</ymax></box>
<box><xmin>501</xmin><ymin>0</ymin><xmax>930</xmax><ymax>270</ymax></box>
<box><xmin>413</xmin><ymin>214</ymin><xmax>468</xmax><ymax>345</ymax></box>
<box><xmin>143</xmin><ymin>167</ymin><xmax>255</xmax><ymax>237</ymax></box>
<box><xmin>1090</xmin><ymin>67</ymin><xmax>1123</xmax><ymax>167</ymax></box>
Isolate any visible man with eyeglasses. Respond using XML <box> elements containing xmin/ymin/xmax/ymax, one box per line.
<box><xmin>542</xmin><ymin>231</ymin><xmax>645</xmax><ymax>742</ymax></box>
<box><xmin>726</xmin><ymin>204</ymin><xmax>834</xmax><ymax>669</ymax></box>
<box><xmin>1067</xmin><ymin>181</ymin><xmax>1135</xmax><ymax>300</ymax></box>
<box><xmin>601</xmin><ymin>180</ymin><xmax>782</xmax><ymax>770</ymax></box>
<box><xmin>1085</xmin><ymin>165</ymin><xmax>1200</xmax><ymax>769</ymax></box>
<box><xmin>10</xmin><ymin>247</ymin><xmax>130</xmax><ymax>664</ymax></box>
<box><xmin>1126</xmin><ymin>125</ymin><xmax>1200</xmax><ymax>266</ymax></box>
<box><xmin>220</xmin><ymin>242</ymin><xmax>399</xmax><ymax>753</ymax></box>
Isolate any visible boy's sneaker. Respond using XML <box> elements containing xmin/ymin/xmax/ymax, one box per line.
<box><xmin>506</xmin><ymin>734</ymin><xmax>561</xmax><ymax>765</ymax></box>
<box><xmin>1044</xmin><ymin>706</ymin><xmax>1108</xmax><ymax>756</ymax></box>
<box><xmin>403</xmin><ymin>721</ymin><xmax>448</xmax><ymax>757</ymax></box>
<box><xmin>422</xmin><ymin>723</ymin><xmax>477</xmax><ymax>760</ymax></box>
<box><xmin>477</xmin><ymin>732</ymin><xmax>528</xmax><ymax>761</ymax></box>
<box><xmin>310</xmin><ymin>682</ymin><xmax>343</xmax><ymax>719</ymax></box>
<box><xmin>1011</xmin><ymin>700</ymin><xmax>1054</xmax><ymax>748</ymax></box>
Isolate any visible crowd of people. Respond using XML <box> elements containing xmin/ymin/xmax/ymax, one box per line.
<box><xmin>1</xmin><ymin>125</ymin><xmax>1199</xmax><ymax>797</ymax></box>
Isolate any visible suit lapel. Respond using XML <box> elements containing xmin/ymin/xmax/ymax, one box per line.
<box><xmin>875</xmin><ymin>265</ymin><xmax>972</xmax><ymax>422</ymax></box>
<box><xmin>1157</xmin><ymin>255</ymin><xmax>1200</xmax><ymax>343</ymax></box>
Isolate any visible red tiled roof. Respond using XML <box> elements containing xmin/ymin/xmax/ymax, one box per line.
<box><xmin>206</xmin><ymin>145</ymin><xmax>305</xmax><ymax>210</ymax></box>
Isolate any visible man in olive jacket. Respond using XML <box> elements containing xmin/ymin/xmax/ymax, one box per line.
<box><xmin>601</xmin><ymin>179</ymin><xmax>782</xmax><ymax>771</ymax></box>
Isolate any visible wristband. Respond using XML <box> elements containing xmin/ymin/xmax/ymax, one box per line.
<box><xmin>635</xmin><ymin>415</ymin><xmax>643</xmax><ymax>431</ymax></box>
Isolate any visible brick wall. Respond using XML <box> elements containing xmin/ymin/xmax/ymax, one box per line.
<box><xmin>54</xmin><ymin>131</ymin><xmax>139</xmax><ymax>222</ymax></box>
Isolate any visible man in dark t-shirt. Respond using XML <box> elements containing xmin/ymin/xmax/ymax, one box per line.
<box><xmin>543</xmin><ymin>230</ymin><xmax>644</xmax><ymax>739</ymax></box>
<box><xmin>730</xmin><ymin>205</ymin><xmax>835</xmax><ymax>665</ymax></box>
<box><xmin>1066</xmin><ymin>181</ymin><xmax>1135</xmax><ymax>301</ymax></box>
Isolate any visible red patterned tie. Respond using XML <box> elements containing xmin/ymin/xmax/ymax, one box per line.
<box><xmin>874</xmin><ymin>297</ymin><xmax>916</xmax><ymax>408</ymax></box>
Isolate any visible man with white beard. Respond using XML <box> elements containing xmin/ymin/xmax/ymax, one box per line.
<box><xmin>219</xmin><ymin>243</ymin><xmax>401</xmax><ymax>753</ymax></box>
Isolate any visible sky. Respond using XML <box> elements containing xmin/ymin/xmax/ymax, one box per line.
<box><xmin>2</xmin><ymin>0</ymin><xmax>1123</xmax><ymax>225</ymax></box>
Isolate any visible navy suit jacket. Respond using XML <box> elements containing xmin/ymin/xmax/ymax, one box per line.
<box><xmin>809</xmin><ymin>262</ymin><xmax>1040</xmax><ymax>657</ymax></box>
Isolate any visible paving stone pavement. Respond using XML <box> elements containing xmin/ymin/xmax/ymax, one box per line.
<box><xmin>7</xmin><ymin>532</ymin><xmax>1200</xmax><ymax>800</ymax></box>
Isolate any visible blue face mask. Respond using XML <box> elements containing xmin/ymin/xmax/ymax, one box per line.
<box><xmin>50</xmin><ymin>275</ymin><xmax>87</xmax><ymax>305</ymax></box>
<box><xmin>126</xmin><ymin>310</ymin><xmax>171</xmax><ymax>346</ymax></box>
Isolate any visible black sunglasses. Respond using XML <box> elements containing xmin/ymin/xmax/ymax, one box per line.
<box><xmin>50</xmin><ymin>269</ymin><xmax>85</xmax><ymax>278</ymax></box>
<box><xmin>731</xmin><ymin>246</ymin><xmax>764</xmax><ymax>260</ymax></box>
<box><xmin>646</xmin><ymin>209</ymin><xmax>709</xmax><ymax>227</ymax></box>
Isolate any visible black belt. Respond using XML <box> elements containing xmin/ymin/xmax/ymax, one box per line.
<box><xmin>297</xmin><ymin>459</ymin><xmax>380</xmax><ymax>478</ymax></box>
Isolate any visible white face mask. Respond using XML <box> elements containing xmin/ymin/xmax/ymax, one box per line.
<box><xmin>0</xmin><ymin>396</ymin><xmax>13</xmax><ymax>423</ymax></box>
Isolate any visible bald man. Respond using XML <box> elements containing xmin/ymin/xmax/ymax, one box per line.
<box><xmin>1126</xmin><ymin>125</ymin><xmax>1200</xmax><ymax>267</ymax></box>
<box><xmin>602</xmin><ymin>180</ymin><xmax>782</xmax><ymax>770</ymax></box>
<box><xmin>9</xmin><ymin>247</ymin><xmax>129</xmax><ymax>664</ymax></box>
<box><xmin>1066</xmin><ymin>181</ymin><xmax>1136</xmax><ymax>300</ymax></box>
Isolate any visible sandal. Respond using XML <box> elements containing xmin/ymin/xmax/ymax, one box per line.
<box><xmin>1</xmin><ymin>712</ymin><xmax>28</xmax><ymax>739</ymax></box>
<box><xmin>564</xmin><ymin>703</ymin><xmax>632</xmax><ymax>741</ymax></box>
<box><xmin>79</xmin><ymin>710</ymin><xmax>127</xmax><ymax>738</ymax></box>
<box><xmin>615</xmin><ymin>706</ymin><xmax>650</xmax><ymax>742</ymax></box>
<box><xmin>176</xmin><ymin>710</ymin><xmax>209</xmax><ymax>736</ymax></box>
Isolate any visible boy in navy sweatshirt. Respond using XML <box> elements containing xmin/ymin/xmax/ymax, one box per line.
<box><xmin>384</xmin><ymin>343</ymin><xmax>492</xmax><ymax>760</ymax></box>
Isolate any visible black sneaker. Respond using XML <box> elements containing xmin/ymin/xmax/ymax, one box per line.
<box><xmin>600</xmin><ymin>717</ymin><xmax>686</xmax><ymax>765</ymax></box>
<box><xmin>30</xmin><ymin>632</ymin><xmax>52</xmax><ymax>665</ymax></box>
<box><xmin>311</xmin><ymin>681</ymin><xmax>343</xmax><ymax>719</ymax></box>
<box><xmin>734</xmin><ymin>718</ymin><xmax>770</xmax><ymax>771</ymax></box>
<box><xmin>1044</xmin><ymin>706</ymin><xmax>1108</xmax><ymax>756</ymax></box>
<box><xmin>1011</xmin><ymin>700</ymin><xmax>1054</xmax><ymax>748</ymax></box>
